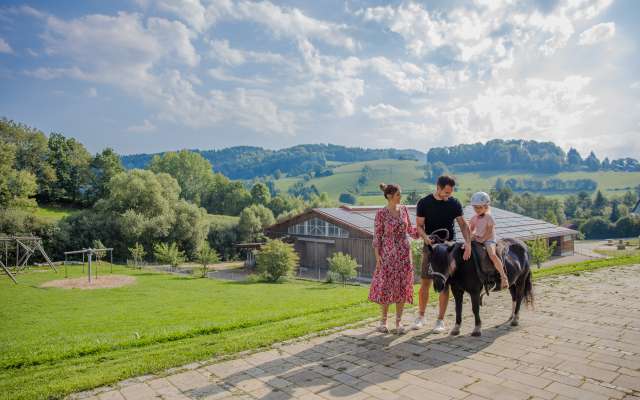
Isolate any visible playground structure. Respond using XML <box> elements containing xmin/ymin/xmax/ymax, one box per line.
<box><xmin>64</xmin><ymin>247</ymin><xmax>114</xmax><ymax>283</ymax></box>
<box><xmin>0</xmin><ymin>235</ymin><xmax>56</xmax><ymax>284</ymax></box>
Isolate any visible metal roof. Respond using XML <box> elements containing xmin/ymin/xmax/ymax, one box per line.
<box><xmin>308</xmin><ymin>204</ymin><xmax>579</xmax><ymax>241</ymax></box>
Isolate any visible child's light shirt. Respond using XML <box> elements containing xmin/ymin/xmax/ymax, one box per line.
<box><xmin>470</xmin><ymin>213</ymin><xmax>496</xmax><ymax>242</ymax></box>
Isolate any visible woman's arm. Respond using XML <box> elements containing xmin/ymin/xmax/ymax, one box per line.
<box><xmin>373</xmin><ymin>210</ymin><xmax>384</xmax><ymax>267</ymax></box>
<box><xmin>404</xmin><ymin>206</ymin><xmax>420</xmax><ymax>239</ymax></box>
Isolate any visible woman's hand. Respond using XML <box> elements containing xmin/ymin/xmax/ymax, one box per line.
<box><xmin>375</xmin><ymin>258</ymin><xmax>381</xmax><ymax>272</ymax></box>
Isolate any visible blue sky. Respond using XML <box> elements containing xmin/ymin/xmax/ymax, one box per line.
<box><xmin>0</xmin><ymin>0</ymin><xmax>638</xmax><ymax>158</ymax></box>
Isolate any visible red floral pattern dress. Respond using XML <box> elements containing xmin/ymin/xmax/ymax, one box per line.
<box><xmin>368</xmin><ymin>205</ymin><xmax>419</xmax><ymax>305</ymax></box>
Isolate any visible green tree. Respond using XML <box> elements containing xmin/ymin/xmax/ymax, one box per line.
<box><xmin>86</xmin><ymin>148</ymin><xmax>124</xmax><ymax>205</ymax></box>
<box><xmin>327</xmin><ymin>252</ymin><xmax>358</xmax><ymax>285</ymax></box>
<box><xmin>610</xmin><ymin>200</ymin><xmax>621</xmax><ymax>223</ymax></box>
<box><xmin>128</xmin><ymin>242</ymin><xmax>146</xmax><ymax>269</ymax></box>
<box><xmin>579</xmin><ymin>217</ymin><xmax>612</xmax><ymax>239</ymax></box>
<box><xmin>339</xmin><ymin>192</ymin><xmax>357</xmax><ymax>204</ymax></box>
<box><xmin>593</xmin><ymin>190</ymin><xmax>607</xmax><ymax>215</ymax></box>
<box><xmin>527</xmin><ymin>236</ymin><xmax>556</xmax><ymax>269</ymax></box>
<box><xmin>543</xmin><ymin>209</ymin><xmax>559</xmax><ymax>225</ymax></box>
<box><xmin>47</xmin><ymin>133</ymin><xmax>92</xmax><ymax>203</ymax></box>
<box><xmin>196</xmin><ymin>243</ymin><xmax>220</xmax><ymax>278</ymax></box>
<box><xmin>92</xmin><ymin>239</ymin><xmax>106</xmax><ymax>263</ymax></box>
<box><xmin>622</xmin><ymin>191</ymin><xmax>638</xmax><ymax>208</ymax></box>
<box><xmin>584</xmin><ymin>151</ymin><xmax>600</xmax><ymax>171</ymax></box>
<box><xmin>149</xmin><ymin>150</ymin><xmax>214</xmax><ymax>206</ymax></box>
<box><xmin>153</xmin><ymin>242</ymin><xmax>186</xmax><ymax>269</ymax></box>
<box><xmin>403</xmin><ymin>191</ymin><xmax>421</xmax><ymax>205</ymax></box>
<box><xmin>238</xmin><ymin>204</ymin><xmax>275</xmax><ymax>242</ymax></box>
<box><xmin>255</xmin><ymin>239</ymin><xmax>299</xmax><ymax>282</ymax></box>
<box><xmin>250</xmin><ymin>182</ymin><xmax>271</xmax><ymax>206</ymax></box>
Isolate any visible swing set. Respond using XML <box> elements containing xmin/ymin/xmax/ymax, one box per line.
<box><xmin>0</xmin><ymin>235</ymin><xmax>57</xmax><ymax>284</ymax></box>
<box><xmin>64</xmin><ymin>247</ymin><xmax>114</xmax><ymax>282</ymax></box>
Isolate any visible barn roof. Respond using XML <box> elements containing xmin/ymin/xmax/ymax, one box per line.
<box><xmin>271</xmin><ymin>204</ymin><xmax>578</xmax><ymax>241</ymax></box>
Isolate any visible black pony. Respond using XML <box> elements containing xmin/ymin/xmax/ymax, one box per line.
<box><xmin>428</xmin><ymin>238</ymin><xmax>534</xmax><ymax>336</ymax></box>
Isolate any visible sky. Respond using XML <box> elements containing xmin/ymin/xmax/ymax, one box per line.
<box><xmin>0</xmin><ymin>0</ymin><xmax>639</xmax><ymax>158</ymax></box>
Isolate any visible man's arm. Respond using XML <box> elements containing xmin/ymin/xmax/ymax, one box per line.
<box><xmin>456</xmin><ymin>216</ymin><xmax>472</xmax><ymax>260</ymax></box>
<box><xmin>416</xmin><ymin>216</ymin><xmax>432</xmax><ymax>245</ymax></box>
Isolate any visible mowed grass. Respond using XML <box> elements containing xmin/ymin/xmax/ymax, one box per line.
<box><xmin>32</xmin><ymin>204</ymin><xmax>78</xmax><ymax>222</ymax></box>
<box><xmin>0</xmin><ymin>265</ymin><xmax>377</xmax><ymax>400</ymax></box>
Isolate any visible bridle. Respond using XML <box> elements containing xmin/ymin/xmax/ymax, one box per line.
<box><xmin>427</xmin><ymin>229</ymin><xmax>452</xmax><ymax>283</ymax></box>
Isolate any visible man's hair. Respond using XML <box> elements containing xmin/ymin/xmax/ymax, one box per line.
<box><xmin>436</xmin><ymin>175</ymin><xmax>456</xmax><ymax>188</ymax></box>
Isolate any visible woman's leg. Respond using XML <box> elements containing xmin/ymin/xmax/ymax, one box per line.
<box><xmin>377</xmin><ymin>304</ymin><xmax>389</xmax><ymax>332</ymax></box>
<box><xmin>394</xmin><ymin>302</ymin><xmax>406</xmax><ymax>333</ymax></box>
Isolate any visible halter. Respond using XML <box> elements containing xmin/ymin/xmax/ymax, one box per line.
<box><xmin>427</xmin><ymin>228</ymin><xmax>452</xmax><ymax>283</ymax></box>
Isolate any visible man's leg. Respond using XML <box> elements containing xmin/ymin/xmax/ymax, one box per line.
<box><xmin>437</xmin><ymin>286</ymin><xmax>450</xmax><ymax>320</ymax></box>
<box><xmin>418</xmin><ymin>277</ymin><xmax>431</xmax><ymax>317</ymax></box>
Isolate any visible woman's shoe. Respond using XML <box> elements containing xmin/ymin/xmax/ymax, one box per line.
<box><xmin>376</xmin><ymin>321</ymin><xmax>389</xmax><ymax>333</ymax></box>
<box><xmin>392</xmin><ymin>318</ymin><xmax>406</xmax><ymax>334</ymax></box>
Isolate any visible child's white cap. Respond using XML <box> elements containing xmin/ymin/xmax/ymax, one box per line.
<box><xmin>470</xmin><ymin>191</ymin><xmax>491</xmax><ymax>206</ymax></box>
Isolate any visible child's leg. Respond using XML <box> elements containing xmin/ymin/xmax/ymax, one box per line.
<box><xmin>487</xmin><ymin>244</ymin><xmax>508</xmax><ymax>288</ymax></box>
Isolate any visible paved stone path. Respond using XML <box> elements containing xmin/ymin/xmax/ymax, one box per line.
<box><xmin>74</xmin><ymin>265</ymin><xmax>640</xmax><ymax>400</ymax></box>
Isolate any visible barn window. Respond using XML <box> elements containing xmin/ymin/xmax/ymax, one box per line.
<box><xmin>288</xmin><ymin>218</ymin><xmax>349</xmax><ymax>238</ymax></box>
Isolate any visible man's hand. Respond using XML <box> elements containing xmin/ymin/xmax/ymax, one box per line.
<box><xmin>422</xmin><ymin>235</ymin><xmax>432</xmax><ymax>246</ymax></box>
<box><xmin>463</xmin><ymin>243</ymin><xmax>472</xmax><ymax>260</ymax></box>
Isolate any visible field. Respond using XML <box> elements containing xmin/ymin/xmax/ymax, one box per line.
<box><xmin>32</xmin><ymin>204</ymin><xmax>78</xmax><ymax>222</ymax></box>
<box><xmin>0</xmin><ymin>265</ymin><xmax>376</xmax><ymax>400</ymax></box>
<box><xmin>273</xmin><ymin>159</ymin><xmax>640</xmax><ymax>206</ymax></box>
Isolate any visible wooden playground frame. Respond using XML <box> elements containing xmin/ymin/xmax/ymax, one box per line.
<box><xmin>0</xmin><ymin>235</ymin><xmax>56</xmax><ymax>284</ymax></box>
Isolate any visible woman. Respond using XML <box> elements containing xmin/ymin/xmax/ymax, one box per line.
<box><xmin>368</xmin><ymin>183</ymin><xmax>419</xmax><ymax>334</ymax></box>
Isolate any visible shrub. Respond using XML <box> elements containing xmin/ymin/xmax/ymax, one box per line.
<box><xmin>197</xmin><ymin>243</ymin><xmax>220</xmax><ymax>278</ymax></box>
<box><xmin>526</xmin><ymin>236</ymin><xmax>556</xmax><ymax>269</ymax></box>
<box><xmin>327</xmin><ymin>252</ymin><xmax>358</xmax><ymax>285</ymax></box>
<box><xmin>128</xmin><ymin>242</ymin><xmax>146</xmax><ymax>269</ymax></box>
<box><xmin>153</xmin><ymin>242</ymin><xmax>185</xmax><ymax>269</ymax></box>
<box><xmin>255</xmin><ymin>239</ymin><xmax>299</xmax><ymax>282</ymax></box>
<box><xmin>339</xmin><ymin>192</ymin><xmax>357</xmax><ymax>205</ymax></box>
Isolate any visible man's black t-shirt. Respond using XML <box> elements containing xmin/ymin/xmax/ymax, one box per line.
<box><xmin>416</xmin><ymin>194</ymin><xmax>463</xmax><ymax>241</ymax></box>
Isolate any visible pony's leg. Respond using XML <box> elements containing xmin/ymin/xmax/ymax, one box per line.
<box><xmin>450</xmin><ymin>287</ymin><xmax>463</xmax><ymax>336</ymax></box>
<box><xmin>509</xmin><ymin>285</ymin><xmax>517</xmax><ymax>321</ymax></box>
<box><xmin>510</xmin><ymin>277</ymin><xmax>523</xmax><ymax>326</ymax></box>
<box><xmin>470</xmin><ymin>291</ymin><xmax>482</xmax><ymax>337</ymax></box>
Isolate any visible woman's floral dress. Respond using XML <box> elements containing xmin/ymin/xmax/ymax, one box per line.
<box><xmin>368</xmin><ymin>205</ymin><xmax>419</xmax><ymax>304</ymax></box>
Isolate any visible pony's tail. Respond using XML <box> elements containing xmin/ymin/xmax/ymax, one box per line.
<box><xmin>523</xmin><ymin>270</ymin><xmax>534</xmax><ymax>310</ymax></box>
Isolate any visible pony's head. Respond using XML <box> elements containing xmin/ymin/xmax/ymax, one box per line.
<box><xmin>428</xmin><ymin>242</ymin><xmax>456</xmax><ymax>292</ymax></box>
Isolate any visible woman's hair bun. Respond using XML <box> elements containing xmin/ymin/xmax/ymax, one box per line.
<box><xmin>379</xmin><ymin>183</ymin><xmax>387</xmax><ymax>192</ymax></box>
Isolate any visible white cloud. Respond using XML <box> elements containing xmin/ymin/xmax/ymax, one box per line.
<box><xmin>0</xmin><ymin>38</ymin><xmax>13</xmax><ymax>54</ymax></box>
<box><xmin>208</xmin><ymin>39</ymin><xmax>287</xmax><ymax>66</ymax></box>
<box><xmin>127</xmin><ymin>119</ymin><xmax>156</xmax><ymax>133</ymax></box>
<box><xmin>362</xmin><ymin>103</ymin><xmax>411</xmax><ymax>119</ymax></box>
<box><xmin>578</xmin><ymin>22</ymin><xmax>616</xmax><ymax>45</ymax></box>
<box><xmin>208</xmin><ymin>68</ymin><xmax>270</xmax><ymax>85</ymax></box>
<box><xmin>631</xmin><ymin>81</ymin><xmax>640</xmax><ymax>90</ymax></box>
<box><xmin>87</xmin><ymin>87</ymin><xmax>97</xmax><ymax>97</ymax></box>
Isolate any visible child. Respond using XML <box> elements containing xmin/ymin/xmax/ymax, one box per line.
<box><xmin>469</xmin><ymin>192</ymin><xmax>508</xmax><ymax>289</ymax></box>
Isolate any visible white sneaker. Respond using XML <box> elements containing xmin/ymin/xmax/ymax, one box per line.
<box><xmin>432</xmin><ymin>319</ymin><xmax>446</xmax><ymax>333</ymax></box>
<box><xmin>411</xmin><ymin>316</ymin><xmax>426</xmax><ymax>330</ymax></box>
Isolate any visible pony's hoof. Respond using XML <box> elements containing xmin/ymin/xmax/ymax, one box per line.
<box><xmin>471</xmin><ymin>329</ymin><xmax>482</xmax><ymax>337</ymax></box>
<box><xmin>510</xmin><ymin>317</ymin><xmax>519</xmax><ymax>327</ymax></box>
<box><xmin>450</xmin><ymin>325</ymin><xmax>460</xmax><ymax>336</ymax></box>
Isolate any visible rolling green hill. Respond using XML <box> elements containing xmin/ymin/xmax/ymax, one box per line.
<box><xmin>273</xmin><ymin>159</ymin><xmax>640</xmax><ymax>206</ymax></box>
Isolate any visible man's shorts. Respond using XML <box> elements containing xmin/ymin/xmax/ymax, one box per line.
<box><xmin>420</xmin><ymin>245</ymin><xmax>433</xmax><ymax>279</ymax></box>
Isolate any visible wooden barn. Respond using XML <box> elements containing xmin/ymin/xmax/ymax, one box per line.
<box><xmin>265</xmin><ymin>205</ymin><xmax>579</xmax><ymax>279</ymax></box>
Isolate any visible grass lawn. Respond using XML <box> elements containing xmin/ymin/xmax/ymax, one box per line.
<box><xmin>32</xmin><ymin>204</ymin><xmax>78</xmax><ymax>222</ymax></box>
<box><xmin>0</xmin><ymin>265</ymin><xmax>377</xmax><ymax>400</ymax></box>
<box><xmin>3</xmin><ymin>254</ymin><xmax>640</xmax><ymax>399</ymax></box>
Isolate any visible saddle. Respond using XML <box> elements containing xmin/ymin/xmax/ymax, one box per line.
<box><xmin>469</xmin><ymin>241</ymin><xmax>506</xmax><ymax>295</ymax></box>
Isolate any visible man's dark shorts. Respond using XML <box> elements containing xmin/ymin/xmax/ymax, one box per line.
<box><xmin>420</xmin><ymin>245</ymin><xmax>433</xmax><ymax>279</ymax></box>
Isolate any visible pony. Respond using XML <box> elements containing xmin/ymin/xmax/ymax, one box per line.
<box><xmin>428</xmin><ymin>238</ymin><xmax>533</xmax><ymax>336</ymax></box>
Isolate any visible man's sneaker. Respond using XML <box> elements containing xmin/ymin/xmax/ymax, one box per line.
<box><xmin>432</xmin><ymin>319</ymin><xmax>446</xmax><ymax>333</ymax></box>
<box><xmin>411</xmin><ymin>316</ymin><xmax>426</xmax><ymax>330</ymax></box>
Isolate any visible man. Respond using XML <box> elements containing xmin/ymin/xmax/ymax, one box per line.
<box><xmin>412</xmin><ymin>175</ymin><xmax>472</xmax><ymax>333</ymax></box>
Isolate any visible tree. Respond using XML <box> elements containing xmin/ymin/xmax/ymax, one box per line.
<box><xmin>196</xmin><ymin>243</ymin><xmax>220</xmax><ymax>278</ymax></box>
<box><xmin>527</xmin><ymin>236</ymin><xmax>556</xmax><ymax>269</ymax></box>
<box><xmin>584</xmin><ymin>151</ymin><xmax>600</xmax><ymax>171</ymax></box>
<box><xmin>563</xmin><ymin>195</ymin><xmax>579</xmax><ymax>219</ymax></box>
<box><xmin>495</xmin><ymin>178</ymin><xmax>505</xmax><ymax>191</ymax></box>
<box><xmin>327</xmin><ymin>252</ymin><xmax>358</xmax><ymax>286</ymax></box>
<box><xmin>153</xmin><ymin>242</ymin><xmax>186</xmax><ymax>269</ymax></box>
<box><xmin>579</xmin><ymin>217</ymin><xmax>612</xmax><ymax>239</ymax></box>
<box><xmin>567</xmin><ymin>148</ymin><xmax>583</xmax><ymax>169</ymax></box>
<box><xmin>255</xmin><ymin>239</ymin><xmax>299</xmax><ymax>282</ymax></box>
<box><xmin>403</xmin><ymin>191</ymin><xmax>421</xmax><ymax>205</ymax></box>
<box><xmin>238</xmin><ymin>204</ymin><xmax>274</xmax><ymax>242</ymax></box>
<box><xmin>47</xmin><ymin>133</ymin><xmax>92</xmax><ymax>203</ymax></box>
<box><xmin>149</xmin><ymin>150</ymin><xmax>214</xmax><ymax>206</ymax></box>
<box><xmin>622</xmin><ymin>191</ymin><xmax>638</xmax><ymax>208</ymax></box>
<box><xmin>610</xmin><ymin>200</ymin><xmax>621</xmax><ymax>223</ymax></box>
<box><xmin>85</xmin><ymin>148</ymin><xmax>124</xmax><ymax>205</ymax></box>
<box><xmin>128</xmin><ymin>242</ymin><xmax>146</xmax><ymax>269</ymax></box>
<box><xmin>92</xmin><ymin>239</ymin><xmax>106</xmax><ymax>263</ymax></box>
<box><xmin>593</xmin><ymin>191</ymin><xmax>607</xmax><ymax>215</ymax></box>
<box><xmin>544</xmin><ymin>209</ymin><xmax>559</xmax><ymax>225</ymax></box>
<box><xmin>250</xmin><ymin>182</ymin><xmax>271</xmax><ymax>206</ymax></box>
<box><xmin>339</xmin><ymin>192</ymin><xmax>357</xmax><ymax>204</ymax></box>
